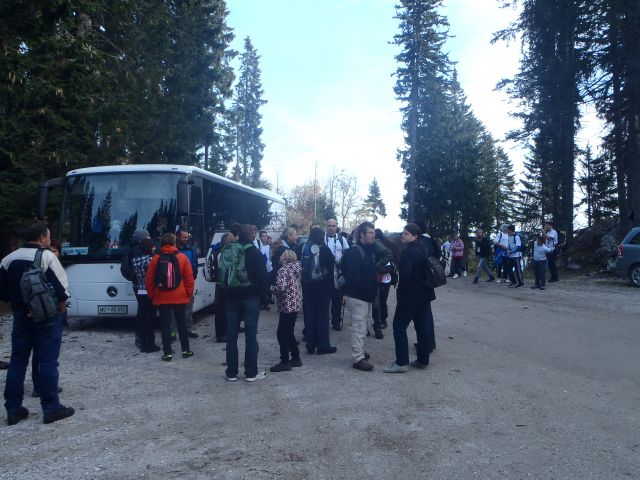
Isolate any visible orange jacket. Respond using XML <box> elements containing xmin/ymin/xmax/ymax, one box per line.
<box><xmin>145</xmin><ymin>245</ymin><xmax>194</xmax><ymax>305</ymax></box>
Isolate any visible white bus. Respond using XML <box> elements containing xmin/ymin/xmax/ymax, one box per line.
<box><xmin>38</xmin><ymin>164</ymin><xmax>285</xmax><ymax>319</ymax></box>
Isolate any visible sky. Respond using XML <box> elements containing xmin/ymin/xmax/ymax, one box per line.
<box><xmin>226</xmin><ymin>0</ymin><xmax>524</xmax><ymax>232</ymax></box>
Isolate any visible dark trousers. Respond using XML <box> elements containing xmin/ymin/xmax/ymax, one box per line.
<box><xmin>452</xmin><ymin>257</ymin><xmax>464</xmax><ymax>275</ymax></box>
<box><xmin>225</xmin><ymin>296</ymin><xmax>260</xmax><ymax>378</ymax></box>
<box><xmin>506</xmin><ymin>257</ymin><xmax>524</xmax><ymax>285</ymax></box>
<box><xmin>277</xmin><ymin>311</ymin><xmax>300</xmax><ymax>363</ymax></box>
<box><xmin>302</xmin><ymin>288</ymin><xmax>332</xmax><ymax>352</ymax></box>
<box><xmin>159</xmin><ymin>304</ymin><xmax>189</xmax><ymax>355</ymax></box>
<box><xmin>214</xmin><ymin>284</ymin><xmax>227</xmax><ymax>340</ymax></box>
<box><xmin>372</xmin><ymin>284</ymin><xmax>391</xmax><ymax>329</ymax></box>
<box><xmin>534</xmin><ymin>260</ymin><xmax>547</xmax><ymax>288</ymax></box>
<box><xmin>330</xmin><ymin>289</ymin><xmax>344</xmax><ymax>326</ymax></box>
<box><xmin>4</xmin><ymin>310</ymin><xmax>63</xmax><ymax>415</ymax></box>
<box><xmin>548</xmin><ymin>251</ymin><xmax>558</xmax><ymax>281</ymax></box>
<box><xmin>392</xmin><ymin>300</ymin><xmax>434</xmax><ymax>366</ymax></box>
<box><xmin>136</xmin><ymin>294</ymin><xmax>157</xmax><ymax>352</ymax></box>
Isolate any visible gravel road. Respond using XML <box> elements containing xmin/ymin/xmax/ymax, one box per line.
<box><xmin>1</xmin><ymin>275</ymin><xmax>639</xmax><ymax>479</ymax></box>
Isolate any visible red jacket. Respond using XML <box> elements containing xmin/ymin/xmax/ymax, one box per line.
<box><xmin>146</xmin><ymin>245</ymin><xmax>194</xmax><ymax>305</ymax></box>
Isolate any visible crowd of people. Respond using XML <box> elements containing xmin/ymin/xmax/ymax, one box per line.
<box><xmin>1</xmin><ymin>217</ymin><xmax>561</xmax><ymax>425</ymax></box>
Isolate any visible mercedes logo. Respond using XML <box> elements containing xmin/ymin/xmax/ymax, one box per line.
<box><xmin>106</xmin><ymin>286</ymin><xmax>118</xmax><ymax>298</ymax></box>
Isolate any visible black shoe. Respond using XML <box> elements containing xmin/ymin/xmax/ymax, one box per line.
<box><xmin>374</xmin><ymin>330</ymin><xmax>384</xmax><ymax>340</ymax></box>
<box><xmin>472</xmin><ymin>278</ymin><xmax>479</xmax><ymax>284</ymax></box>
<box><xmin>215</xmin><ymin>337</ymin><xmax>226</xmax><ymax>343</ymax></box>
<box><xmin>7</xmin><ymin>406</ymin><xmax>29</xmax><ymax>426</ymax></box>
<box><xmin>317</xmin><ymin>346</ymin><xmax>337</xmax><ymax>355</ymax></box>
<box><xmin>43</xmin><ymin>405</ymin><xmax>75</xmax><ymax>424</ymax></box>
<box><xmin>352</xmin><ymin>358</ymin><xmax>374</xmax><ymax>371</ymax></box>
<box><xmin>306</xmin><ymin>348</ymin><xmax>315</xmax><ymax>355</ymax></box>
<box><xmin>410</xmin><ymin>360</ymin><xmax>429</xmax><ymax>369</ymax></box>
<box><xmin>290</xmin><ymin>358</ymin><xmax>302</xmax><ymax>367</ymax></box>
<box><xmin>270</xmin><ymin>361</ymin><xmax>292</xmax><ymax>372</ymax></box>
<box><xmin>187</xmin><ymin>331</ymin><xmax>199</xmax><ymax>339</ymax></box>
<box><xmin>331</xmin><ymin>323</ymin><xmax>342</xmax><ymax>331</ymax></box>
<box><xmin>143</xmin><ymin>345</ymin><xmax>161</xmax><ymax>353</ymax></box>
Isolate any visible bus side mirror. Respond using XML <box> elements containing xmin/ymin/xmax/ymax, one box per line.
<box><xmin>177</xmin><ymin>180</ymin><xmax>191</xmax><ymax>215</ymax></box>
<box><xmin>37</xmin><ymin>178</ymin><xmax>65</xmax><ymax>219</ymax></box>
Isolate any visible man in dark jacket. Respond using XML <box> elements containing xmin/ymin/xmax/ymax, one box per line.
<box><xmin>343</xmin><ymin>222</ymin><xmax>378</xmax><ymax>371</ymax></box>
<box><xmin>0</xmin><ymin>223</ymin><xmax>74</xmax><ymax>425</ymax></box>
<box><xmin>473</xmin><ymin>228</ymin><xmax>495</xmax><ymax>284</ymax></box>
<box><xmin>224</xmin><ymin>224</ymin><xmax>269</xmax><ymax>382</ymax></box>
<box><xmin>177</xmin><ymin>228</ymin><xmax>199</xmax><ymax>338</ymax></box>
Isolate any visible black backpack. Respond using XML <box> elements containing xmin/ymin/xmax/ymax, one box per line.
<box><xmin>20</xmin><ymin>249</ymin><xmax>58</xmax><ymax>323</ymax></box>
<box><xmin>301</xmin><ymin>242</ymin><xmax>329</xmax><ymax>284</ymax></box>
<box><xmin>154</xmin><ymin>253</ymin><xmax>182</xmax><ymax>290</ymax></box>
<box><xmin>120</xmin><ymin>249</ymin><xmax>136</xmax><ymax>282</ymax></box>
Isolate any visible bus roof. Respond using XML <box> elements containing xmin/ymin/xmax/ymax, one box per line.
<box><xmin>66</xmin><ymin>164</ymin><xmax>285</xmax><ymax>204</ymax></box>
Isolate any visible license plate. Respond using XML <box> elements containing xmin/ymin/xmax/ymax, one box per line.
<box><xmin>98</xmin><ymin>305</ymin><xmax>128</xmax><ymax>315</ymax></box>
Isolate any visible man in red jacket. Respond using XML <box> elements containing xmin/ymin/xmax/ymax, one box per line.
<box><xmin>146</xmin><ymin>232</ymin><xmax>195</xmax><ymax>361</ymax></box>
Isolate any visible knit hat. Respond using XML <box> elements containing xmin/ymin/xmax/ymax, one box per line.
<box><xmin>133</xmin><ymin>229</ymin><xmax>150</xmax><ymax>242</ymax></box>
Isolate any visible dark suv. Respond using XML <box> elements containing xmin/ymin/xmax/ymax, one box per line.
<box><xmin>617</xmin><ymin>227</ymin><xmax>640</xmax><ymax>287</ymax></box>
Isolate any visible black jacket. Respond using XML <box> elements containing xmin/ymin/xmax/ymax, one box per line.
<box><xmin>343</xmin><ymin>242</ymin><xmax>378</xmax><ymax>303</ymax></box>
<box><xmin>225</xmin><ymin>242</ymin><xmax>268</xmax><ymax>301</ymax></box>
<box><xmin>397</xmin><ymin>240</ymin><xmax>436</xmax><ymax>304</ymax></box>
<box><xmin>475</xmin><ymin>237</ymin><xmax>492</xmax><ymax>258</ymax></box>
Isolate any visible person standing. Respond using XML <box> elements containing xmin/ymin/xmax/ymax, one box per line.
<box><xmin>371</xmin><ymin>229</ymin><xmax>398</xmax><ymax>339</ymax></box>
<box><xmin>384</xmin><ymin>223</ymin><xmax>435</xmax><ymax>373</ymax></box>
<box><xmin>211</xmin><ymin>232</ymin><xmax>235</xmax><ymax>343</ymax></box>
<box><xmin>1</xmin><ymin>223</ymin><xmax>74</xmax><ymax>425</ymax></box>
<box><xmin>494</xmin><ymin>224</ymin><xmax>510</xmax><ymax>283</ymax></box>
<box><xmin>506</xmin><ymin>225</ymin><xmax>525</xmax><ymax>288</ymax></box>
<box><xmin>271</xmin><ymin>227</ymin><xmax>298</xmax><ymax>286</ymax></box>
<box><xmin>544</xmin><ymin>221</ymin><xmax>559</xmax><ymax>282</ymax></box>
<box><xmin>343</xmin><ymin>222</ymin><xmax>378</xmax><ymax>371</ymax></box>
<box><xmin>223</xmin><ymin>224</ymin><xmax>269</xmax><ymax>382</ymax></box>
<box><xmin>324</xmin><ymin>219</ymin><xmax>349</xmax><ymax>331</ymax></box>
<box><xmin>146</xmin><ymin>233</ymin><xmax>195</xmax><ymax>361</ymax></box>
<box><xmin>473</xmin><ymin>229</ymin><xmax>495</xmax><ymax>284</ymax></box>
<box><xmin>131</xmin><ymin>233</ymin><xmax>160</xmax><ymax>353</ymax></box>
<box><xmin>450</xmin><ymin>233</ymin><xmax>465</xmax><ymax>278</ymax></box>
<box><xmin>301</xmin><ymin>227</ymin><xmax>337</xmax><ymax>355</ymax></box>
<box><xmin>176</xmin><ymin>229</ymin><xmax>199</xmax><ymax>339</ymax></box>
<box><xmin>532</xmin><ymin>236</ymin><xmax>552</xmax><ymax>290</ymax></box>
<box><xmin>270</xmin><ymin>249</ymin><xmax>303</xmax><ymax>372</ymax></box>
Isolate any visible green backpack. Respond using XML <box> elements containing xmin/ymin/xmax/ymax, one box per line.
<box><xmin>218</xmin><ymin>242</ymin><xmax>253</xmax><ymax>289</ymax></box>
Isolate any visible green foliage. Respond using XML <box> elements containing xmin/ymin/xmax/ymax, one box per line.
<box><xmin>577</xmin><ymin>145</ymin><xmax>617</xmax><ymax>227</ymax></box>
<box><xmin>364</xmin><ymin>178</ymin><xmax>387</xmax><ymax>221</ymax></box>
<box><xmin>0</xmin><ymin>0</ymin><xmax>235</xmax><ymax>231</ymax></box>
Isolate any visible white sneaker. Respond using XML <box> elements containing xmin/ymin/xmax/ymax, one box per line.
<box><xmin>463</xmin><ymin>271</ymin><xmax>467</xmax><ymax>277</ymax></box>
<box><xmin>245</xmin><ymin>371</ymin><xmax>266</xmax><ymax>382</ymax></box>
<box><xmin>452</xmin><ymin>274</ymin><xmax>459</xmax><ymax>279</ymax></box>
<box><xmin>225</xmin><ymin>374</ymin><xmax>237</xmax><ymax>382</ymax></box>
<box><xmin>495</xmin><ymin>279</ymin><xmax>501</xmax><ymax>284</ymax></box>
<box><xmin>383</xmin><ymin>362</ymin><xmax>409</xmax><ymax>373</ymax></box>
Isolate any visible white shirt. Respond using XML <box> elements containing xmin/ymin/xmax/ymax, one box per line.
<box><xmin>508</xmin><ymin>234</ymin><xmax>522</xmax><ymax>258</ymax></box>
<box><xmin>325</xmin><ymin>234</ymin><xmax>349</xmax><ymax>262</ymax></box>
<box><xmin>495</xmin><ymin>231</ymin><xmax>509</xmax><ymax>250</ymax></box>
<box><xmin>546</xmin><ymin>229</ymin><xmax>558</xmax><ymax>251</ymax></box>
<box><xmin>533</xmin><ymin>243</ymin><xmax>552</xmax><ymax>261</ymax></box>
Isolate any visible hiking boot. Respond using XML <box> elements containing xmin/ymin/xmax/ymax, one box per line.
<box><xmin>290</xmin><ymin>358</ymin><xmax>302</xmax><ymax>367</ymax></box>
<box><xmin>182</xmin><ymin>351</ymin><xmax>194</xmax><ymax>358</ymax></box>
<box><xmin>245</xmin><ymin>371</ymin><xmax>266</xmax><ymax>382</ymax></box>
<box><xmin>161</xmin><ymin>353</ymin><xmax>173</xmax><ymax>362</ymax></box>
<box><xmin>352</xmin><ymin>358</ymin><xmax>374</xmax><ymax>371</ymax></box>
<box><xmin>270</xmin><ymin>362</ymin><xmax>291</xmax><ymax>372</ymax></box>
<box><xmin>410</xmin><ymin>360</ymin><xmax>429</xmax><ymax>369</ymax></box>
<box><xmin>7</xmin><ymin>407</ymin><xmax>29</xmax><ymax>426</ymax></box>
<box><xmin>187</xmin><ymin>331</ymin><xmax>199</xmax><ymax>339</ymax></box>
<box><xmin>43</xmin><ymin>405</ymin><xmax>75</xmax><ymax>424</ymax></box>
<box><xmin>317</xmin><ymin>346</ymin><xmax>337</xmax><ymax>355</ymax></box>
<box><xmin>472</xmin><ymin>277</ymin><xmax>479</xmax><ymax>284</ymax></box>
<box><xmin>383</xmin><ymin>362</ymin><xmax>409</xmax><ymax>373</ymax></box>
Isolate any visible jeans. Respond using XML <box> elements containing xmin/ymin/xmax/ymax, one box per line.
<box><xmin>346</xmin><ymin>296</ymin><xmax>371</xmax><ymax>362</ymax></box>
<box><xmin>392</xmin><ymin>300</ymin><xmax>434</xmax><ymax>366</ymax></box>
<box><xmin>277</xmin><ymin>311</ymin><xmax>300</xmax><ymax>363</ymax></box>
<box><xmin>225</xmin><ymin>296</ymin><xmax>260</xmax><ymax>378</ymax></box>
<box><xmin>4</xmin><ymin>309</ymin><xmax>63</xmax><ymax>415</ymax></box>
<box><xmin>474</xmin><ymin>257</ymin><xmax>493</xmax><ymax>280</ymax></box>
<box><xmin>159</xmin><ymin>304</ymin><xmax>189</xmax><ymax>355</ymax></box>
<box><xmin>534</xmin><ymin>260</ymin><xmax>547</xmax><ymax>287</ymax></box>
<box><xmin>302</xmin><ymin>288</ymin><xmax>332</xmax><ymax>352</ymax></box>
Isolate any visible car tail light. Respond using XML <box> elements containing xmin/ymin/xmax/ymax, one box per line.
<box><xmin>618</xmin><ymin>243</ymin><xmax>623</xmax><ymax>257</ymax></box>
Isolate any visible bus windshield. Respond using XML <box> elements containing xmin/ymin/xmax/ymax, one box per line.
<box><xmin>59</xmin><ymin>172</ymin><xmax>182</xmax><ymax>260</ymax></box>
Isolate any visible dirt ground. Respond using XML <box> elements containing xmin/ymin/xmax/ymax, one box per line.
<box><xmin>1</xmin><ymin>274</ymin><xmax>639</xmax><ymax>480</ymax></box>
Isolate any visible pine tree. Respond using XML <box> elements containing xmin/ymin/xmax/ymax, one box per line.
<box><xmin>364</xmin><ymin>178</ymin><xmax>387</xmax><ymax>221</ymax></box>
<box><xmin>577</xmin><ymin>145</ymin><xmax>617</xmax><ymax>227</ymax></box>
<box><xmin>231</xmin><ymin>37</ymin><xmax>267</xmax><ymax>187</ymax></box>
